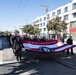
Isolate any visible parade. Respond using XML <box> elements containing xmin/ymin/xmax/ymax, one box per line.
<box><xmin>0</xmin><ymin>0</ymin><xmax>76</xmax><ymax>75</ymax></box>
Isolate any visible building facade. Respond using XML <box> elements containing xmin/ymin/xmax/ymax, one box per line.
<box><xmin>32</xmin><ymin>0</ymin><xmax>76</xmax><ymax>40</ymax></box>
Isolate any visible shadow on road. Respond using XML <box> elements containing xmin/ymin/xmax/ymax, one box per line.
<box><xmin>0</xmin><ymin>50</ymin><xmax>76</xmax><ymax>75</ymax></box>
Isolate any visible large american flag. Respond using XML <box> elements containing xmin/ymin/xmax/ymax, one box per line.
<box><xmin>22</xmin><ymin>39</ymin><xmax>76</xmax><ymax>53</ymax></box>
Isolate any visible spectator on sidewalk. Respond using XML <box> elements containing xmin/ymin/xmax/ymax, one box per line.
<box><xmin>66</xmin><ymin>35</ymin><xmax>74</xmax><ymax>55</ymax></box>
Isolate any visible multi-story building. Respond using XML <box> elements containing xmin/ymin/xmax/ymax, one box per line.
<box><xmin>32</xmin><ymin>0</ymin><xmax>76</xmax><ymax>40</ymax></box>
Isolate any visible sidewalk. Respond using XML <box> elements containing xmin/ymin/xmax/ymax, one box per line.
<box><xmin>2</xmin><ymin>48</ymin><xmax>14</xmax><ymax>61</ymax></box>
<box><xmin>0</xmin><ymin>48</ymin><xmax>17</xmax><ymax>65</ymax></box>
<box><xmin>0</xmin><ymin>51</ymin><xmax>2</xmax><ymax>64</ymax></box>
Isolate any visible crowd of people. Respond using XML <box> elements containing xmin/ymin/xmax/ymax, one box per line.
<box><xmin>0</xmin><ymin>31</ymin><xmax>73</xmax><ymax>62</ymax></box>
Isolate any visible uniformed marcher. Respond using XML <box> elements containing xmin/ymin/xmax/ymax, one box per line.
<box><xmin>66</xmin><ymin>35</ymin><xmax>74</xmax><ymax>55</ymax></box>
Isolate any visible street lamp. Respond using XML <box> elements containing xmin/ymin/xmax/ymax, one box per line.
<box><xmin>41</xmin><ymin>5</ymin><xmax>49</xmax><ymax>13</ymax></box>
<box><xmin>41</xmin><ymin>5</ymin><xmax>49</xmax><ymax>18</ymax></box>
<box><xmin>41</xmin><ymin>5</ymin><xmax>49</xmax><ymax>37</ymax></box>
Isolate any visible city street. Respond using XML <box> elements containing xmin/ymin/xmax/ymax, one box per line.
<box><xmin>0</xmin><ymin>47</ymin><xmax>76</xmax><ymax>75</ymax></box>
<box><xmin>0</xmin><ymin>0</ymin><xmax>76</xmax><ymax>74</ymax></box>
<box><xmin>0</xmin><ymin>36</ymin><xmax>76</xmax><ymax>75</ymax></box>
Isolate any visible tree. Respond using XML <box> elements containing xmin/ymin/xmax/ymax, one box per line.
<box><xmin>33</xmin><ymin>27</ymin><xmax>40</xmax><ymax>34</ymax></box>
<box><xmin>0</xmin><ymin>31</ymin><xmax>3</xmax><ymax>35</ymax></box>
<box><xmin>22</xmin><ymin>24</ymin><xmax>34</xmax><ymax>34</ymax></box>
<box><xmin>47</xmin><ymin>16</ymin><xmax>67</xmax><ymax>34</ymax></box>
<box><xmin>59</xmin><ymin>20</ymin><xmax>67</xmax><ymax>32</ymax></box>
<box><xmin>4</xmin><ymin>31</ymin><xmax>11</xmax><ymax>35</ymax></box>
<box><xmin>0</xmin><ymin>31</ymin><xmax>11</xmax><ymax>36</ymax></box>
<box><xmin>22</xmin><ymin>24</ymin><xmax>40</xmax><ymax>34</ymax></box>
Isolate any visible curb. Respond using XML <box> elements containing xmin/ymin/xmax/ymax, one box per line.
<box><xmin>0</xmin><ymin>60</ymin><xmax>18</xmax><ymax>65</ymax></box>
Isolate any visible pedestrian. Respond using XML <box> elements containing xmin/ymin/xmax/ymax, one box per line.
<box><xmin>14</xmin><ymin>34</ymin><xmax>23</xmax><ymax>61</ymax></box>
<box><xmin>66</xmin><ymin>35</ymin><xmax>74</xmax><ymax>55</ymax></box>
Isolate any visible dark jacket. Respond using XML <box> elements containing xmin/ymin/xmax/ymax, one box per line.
<box><xmin>66</xmin><ymin>38</ymin><xmax>73</xmax><ymax>45</ymax></box>
<box><xmin>14</xmin><ymin>36</ymin><xmax>23</xmax><ymax>50</ymax></box>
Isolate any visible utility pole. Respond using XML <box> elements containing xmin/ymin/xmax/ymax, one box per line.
<box><xmin>41</xmin><ymin>5</ymin><xmax>49</xmax><ymax>38</ymax></box>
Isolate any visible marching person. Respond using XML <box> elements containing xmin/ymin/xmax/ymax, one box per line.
<box><xmin>66</xmin><ymin>35</ymin><xmax>74</xmax><ymax>55</ymax></box>
<box><xmin>14</xmin><ymin>34</ymin><xmax>23</xmax><ymax>61</ymax></box>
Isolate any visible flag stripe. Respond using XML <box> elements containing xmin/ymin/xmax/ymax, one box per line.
<box><xmin>22</xmin><ymin>40</ymin><xmax>61</xmax><ymax>45</ymax></box>
<box><xmin>22</xmin><ymin>40</ymin><xmax>76</xmax><ymax>53</ymax></box>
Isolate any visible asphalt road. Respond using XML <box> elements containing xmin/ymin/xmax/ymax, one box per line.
<box><xmin>0</xmin><ymin>48</ymin><xmax>76</xmax><ymax>75</ymax></box>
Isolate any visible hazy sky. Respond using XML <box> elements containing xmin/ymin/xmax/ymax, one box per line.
<box><xmin>0</xmin><ymin>0</ymin><xmax>72</xmax><ymax>31</ymax></box>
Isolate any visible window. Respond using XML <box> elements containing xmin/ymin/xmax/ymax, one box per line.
<box><xmin>47</xmin><ymin>14</ymin><xmax>50</xmax><ymax>19</ymax></box>
<box><xmin>43</xmin><ymin>22</ymin><xmax>45</xmax><ymax>26</ymax></box>
<box><xmin>36</xmin><ymin>20</ymin><xmax>39</xmax><ymax>23</ymax></box>
<box><xmin>40</xmin><ymin>28</ymin><xmax>42</xmax><ymax>31</ymax></box>
<box><xmin>73</xmin><ymin>13</ymin><xmax>76</xmax><ymax>17</ymax></box>
<box><xmin>72</xmin><ymin>3</ymin><xmax>76</xmax><ymax>9</ymax></box>
<box><xmin>64</xmin><ymin>7</ymin><xmax>68</xmax><ymax>12</ymax></box>
<box><xmin>40</xmin><ymin>18</ymin><xmax>42</xmax><ymax>22</ymax></box>
<box><xmin>37</xmin><ymin>20</ymin><xmax>39</xmax><ymax>23</ymax></box>
<box><xmin>52</xmin><ymin>12</ymin><xmax>55</xmax><ymax>17</ymax></box>
<box><xmin>44</xmin><ymin>17</ymin><xmax>46</xmax><ymax>21</ymax></box>
<box><xmin>43</xmin><ymin>28</ymin><xmax>46</xmax><ymax>31</ymax></box>
<box><xmin>37</xmin><ymin>24</ymin><xmax>39</xmax><ymax>27</ymax></box>
<box><xmin>57</xmin><ymin>9</ymin><xmax>61</xmax><ymax>15</ymax></box>
<box><xmin>59</xmin><ymin>17</ymin><xmax>61</xmax><ymax>21</ymax></box>
<box><xmin>64</xmin><ymin>15</ymin><xmax>68</xmax><ymax>20</ymax></box>
<box><xmin>70</xmin><ymin>21</ymin><xmax>76</xmax><ymax>28</ymax></box>
<box><xmin>39</xmin><ymin>23</ymin><xmax>42</xmax><ymax>27</ymax></box>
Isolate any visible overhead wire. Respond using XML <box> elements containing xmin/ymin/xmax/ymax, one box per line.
<box><xmin>12</xmin><ymin>0</ymin><xmax>30</xmax><ymax>30</ymax></box>
<box><xmin>13</xmin><ymin>0</ymin><xmax>24</xmax><ymax>17</ymax></box>
<box><xmin>16</xmin><ymin>0</ymin><xmax>30</xmax><ymax>17</ymax></box>
<box><xmin>11</xmin><ymin>0</ymin><xmax>24</xmax><ymax>31</ymax></box>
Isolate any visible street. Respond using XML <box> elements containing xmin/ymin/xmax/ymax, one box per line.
<box><xmin>0</xmin><ymin>47</ymin><xmax>76</xmax><ymax>75</ymax></box>
<box><xmin>0</xmin><ymin>0</ymin><xmax>76</xmax><ymax>74</ymax></box>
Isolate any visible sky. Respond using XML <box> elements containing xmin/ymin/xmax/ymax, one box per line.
<box><xmin>0</xmin><ymin>0</ymin><xmax>72</xmax><ymax>31</ymax></box>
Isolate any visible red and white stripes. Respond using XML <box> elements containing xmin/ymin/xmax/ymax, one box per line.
<box><xmin>22</xmin><ymin>40</ymin><xmax>76</xmax><ymax>53</ymax></box>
